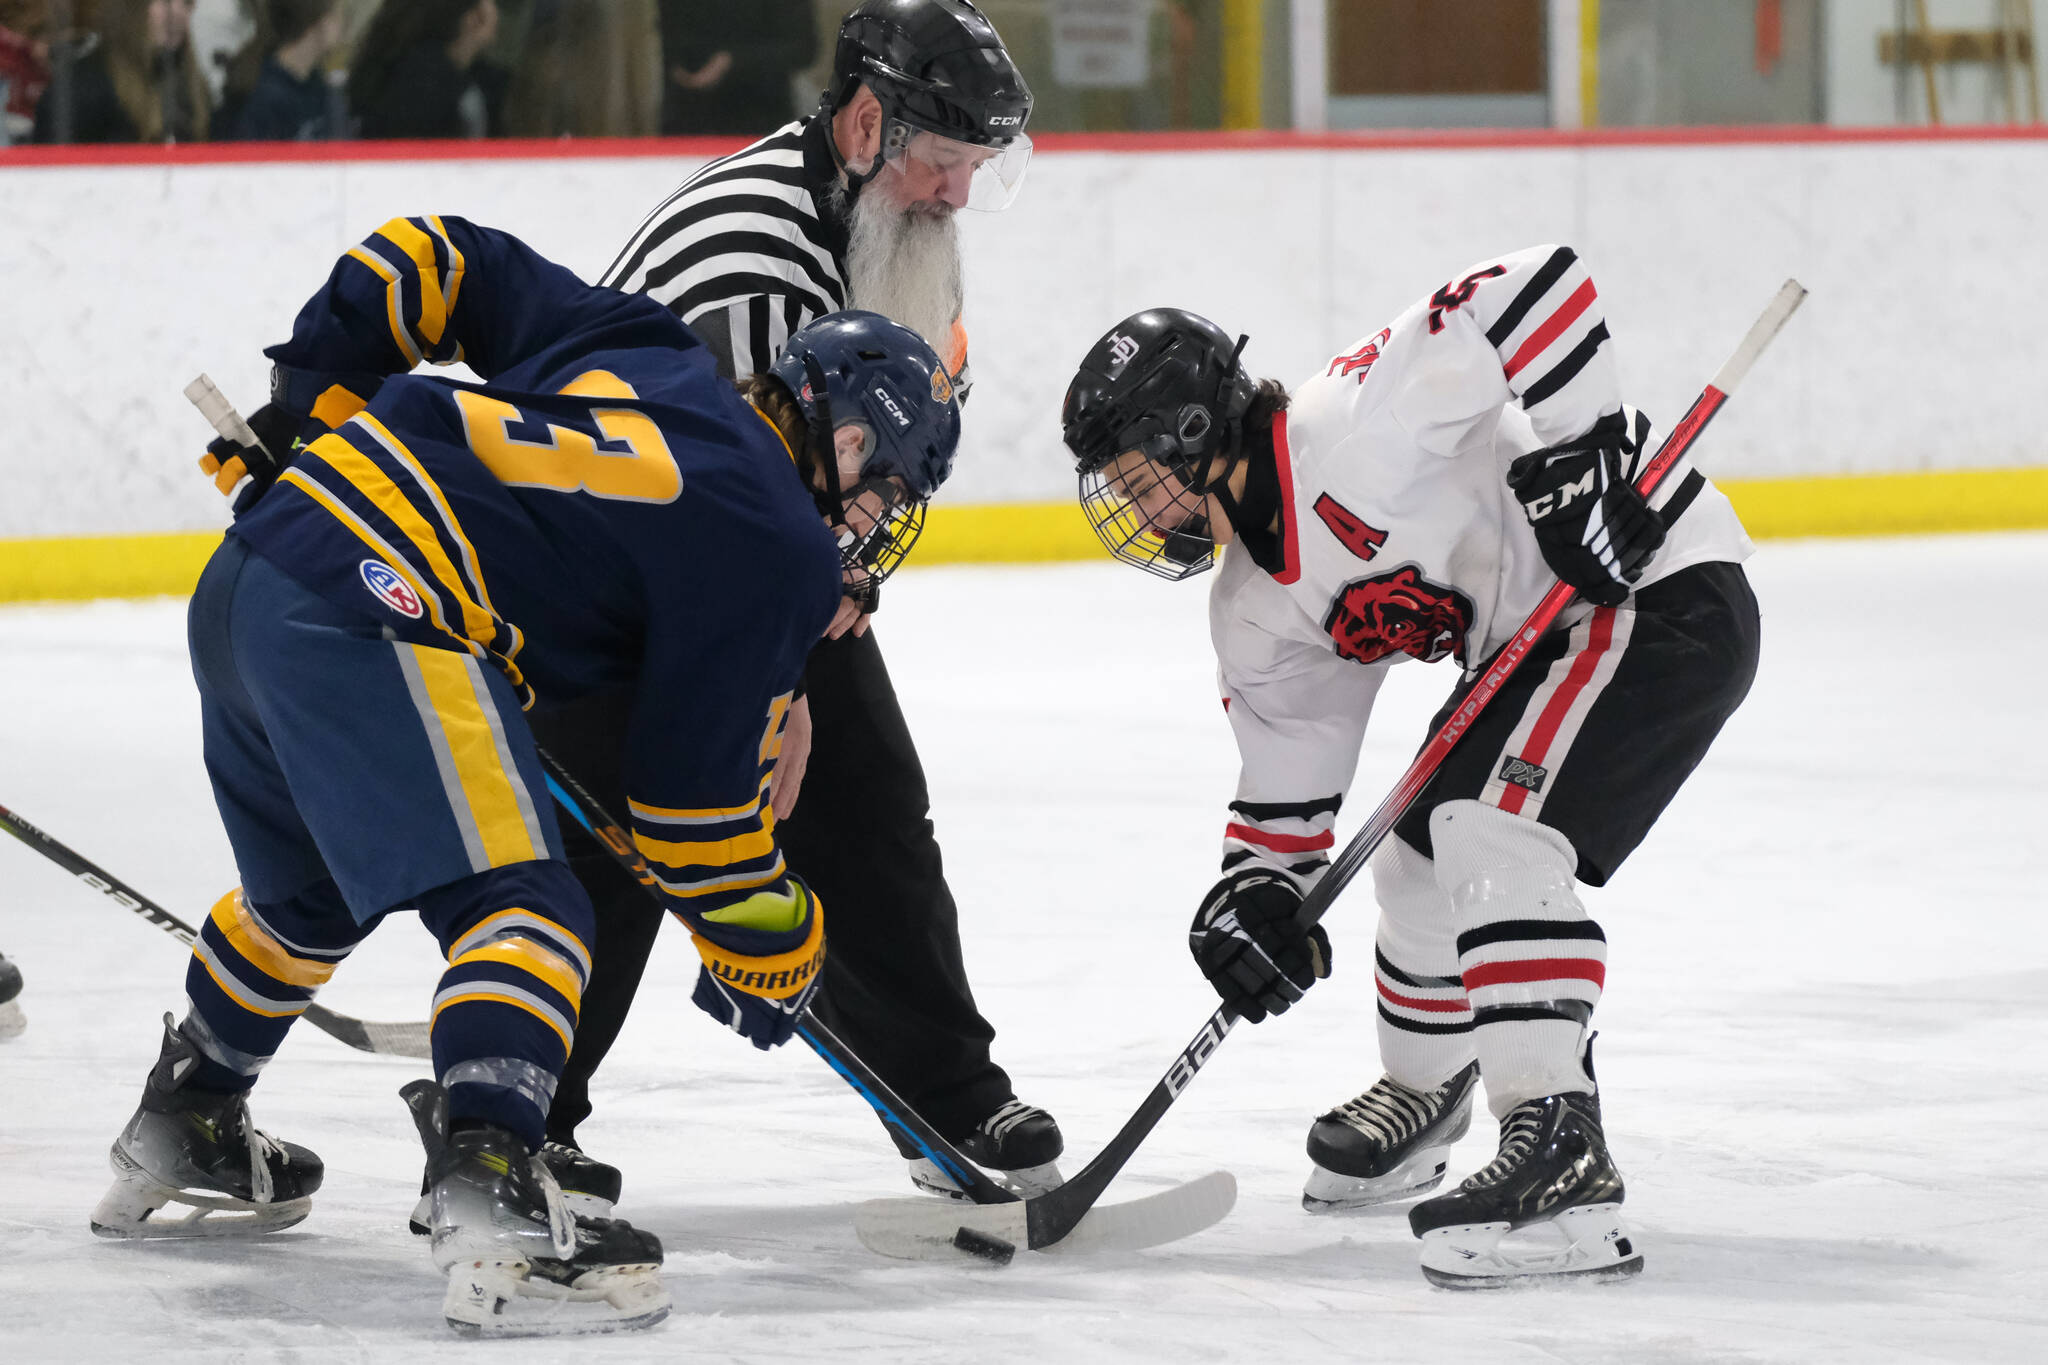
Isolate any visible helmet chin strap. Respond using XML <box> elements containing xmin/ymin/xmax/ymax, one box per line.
<box><xmin>1182</xmin><ymin>332</ymin><xmax>1256</xmax><ymax>539</ymax></box>
<box><xmin>801</xmin><ymin>352</ymin><xmax>850</xmax><ymax>531</ymax></box>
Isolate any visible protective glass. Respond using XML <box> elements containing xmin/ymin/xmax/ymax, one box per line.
<box><xmin>1077</xmin><ymin>449</ymin><xmax>1217</xmax><ymax>581</ymax></box>
<box><xmin>890</xmin><ymin>127</ymin><xmax>1032</xmax><ymax>212</ymax></box>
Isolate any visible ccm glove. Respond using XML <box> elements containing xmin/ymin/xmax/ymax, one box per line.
<box><xmin>688</xmin><ymin>877</ymin><xmax>825</xmax><ymax>1049</ymax></box>
<box><xmin>1506</xmin><ymin>412</ymin><xmax>1666</xmax><ymax>608</ymax></box>
<box><xmin>1189</xmin><ymin>868</ymin><xmax>1332</xmax><ymax>1023</ymax></box>
<box><xmin>199</xmin><ymin>402</ymin><xmax>317</xmax><ymax>513</ymax></box>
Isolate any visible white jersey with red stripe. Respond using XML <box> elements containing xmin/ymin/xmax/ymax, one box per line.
<box><xmin>1211</xmin><ymin>244</ymin><xmax>1753</xmax><ymax>883</ymax></box>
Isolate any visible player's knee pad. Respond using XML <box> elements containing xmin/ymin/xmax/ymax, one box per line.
<box><xmin>1368</xmin><ymin>836</ymin><xmax>1474</xmax><ymax>1088</ymax></box>
<box><xmin>1427</xmin><ymin>801</ymin><xmax>1604</xmax><ymax>1113</ymax></box>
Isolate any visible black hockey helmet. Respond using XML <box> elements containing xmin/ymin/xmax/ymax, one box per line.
<box><xmin>773</xmin><ymin>309</ymin><xmax>962</xmax><ymax>607</ymax></box>
<box><xmin>826</xmin><ymin>0</ymin><xmax>1033</xmax><ymax>210</ymax></box>
<box><xmin>1062</xmin><ymin>309</ymin><xmax>1257</xmax><ymax>580</ymax></box>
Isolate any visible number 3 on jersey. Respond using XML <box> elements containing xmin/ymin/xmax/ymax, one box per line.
<box><xmin>455</xmin><ymin>370</ymin><xmax>682</xmax><ymax>503</ymax></box>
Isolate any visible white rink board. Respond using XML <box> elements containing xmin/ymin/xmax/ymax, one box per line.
<box><xmin>1</xmin><ymin>537</ymin><xmax>2045</xmax><ymax>1360</ymax></box>
<box><xmin>3</xmin><ymin>135</ymin><xmax>2045</xmax><ymax>538</ymax></box>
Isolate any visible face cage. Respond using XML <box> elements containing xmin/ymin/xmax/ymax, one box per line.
<box><xmin>882</xmin><ymin>122</ymin><xmax>1032</xmax><ymax>211</ymax></box>
<box><xmin>835</xmin><ymin>478</ymin><xmax>928</xmax><ymax>609</ymax></box>
<box><xmin>1077</xmin><ymin>465</ymin><xmax>1217</xmax><ymax>582</ymax></box>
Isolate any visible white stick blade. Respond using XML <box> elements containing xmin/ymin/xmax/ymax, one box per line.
<box><xmin>853</xmin><ymin>1170</ymin><xmax>1237</xmax><ymax>1262</ymax></box>
<box><xmin>1710</xmin><ymin>279</ymin><xmax>1807</xmax><ymax>395</ymax></box>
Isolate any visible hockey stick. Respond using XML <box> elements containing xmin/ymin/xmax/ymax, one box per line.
<box><xmin>0</xmin><ymin>802</ymin><xmax>434</xmax><ymax>1058</ymax></box>
<box><xmin>538</xmin><ymin>749</ymin><xmax>1238</xmax><ymax>1259</ymax></box>
<box><xmin>850</xmin><ymin>278</ymin><xmax>1808</xmax><ymax>1262</ymax></box>
<box><xmin>531</xmin><ymin>746</ymin><xmax>1020</xmax><ymax>1206</ymax></box>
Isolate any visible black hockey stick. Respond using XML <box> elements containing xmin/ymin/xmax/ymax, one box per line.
<box><xmin>532</xmin><ymin>746</ymin><xmax>1021</xmax><ymax>1206</ymax></box>
<box><xmin>0</xmin><ymin>801</ymin><xmax>434</xmax><ymax>1059</ymax></box>
<box><xmin>851</xmin><ymin>278</ymin><xmax>1809</xmax><ymax>1260</ymax></box>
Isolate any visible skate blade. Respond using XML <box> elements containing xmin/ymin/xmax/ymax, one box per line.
<box><xmin>442</xmin><ymin>1259</ymin><xmax>671</xmax><ymax>1338</ymax></box>
<box><xmin>90</xmin><ymin>1167</ymin><xmax>310</xmax><ymax>1240</ymax></box>
<box><xmin>1417</xmin><ymin>1202</ymin><xmax>1643</xmax><ymax>1289</ymax></box>
<box><xmin>1301</xmin><ymin>1152</ymin><xmax>1450</xmax><ymax>1214</ymax></box>
<box><xmin>908</xmin><ymin>1158</ymin><xmax>1064</xmax><ymax>1202</ymax></box>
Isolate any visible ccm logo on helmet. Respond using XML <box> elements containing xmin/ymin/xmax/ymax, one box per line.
<box><xmin>873</xmin><ymin>385</ymin><xmax>911</xmax><ymax>428</ymax></box>
<box><xmin>988</xmin><ymin>115</ymin><xmax>1023</xmax><ymax>127</ymax></box>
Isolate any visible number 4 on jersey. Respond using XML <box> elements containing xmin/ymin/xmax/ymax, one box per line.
<box><xmin>1313</xmin><ymin>493</ymin><xmax>1388</xmax><ymax>562</ymax></box>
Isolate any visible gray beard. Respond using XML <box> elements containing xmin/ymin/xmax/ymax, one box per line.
<box><xmin>838</xmin><ymin>181</ymin><xmax>965</xmax><ymax>357</ymax></box>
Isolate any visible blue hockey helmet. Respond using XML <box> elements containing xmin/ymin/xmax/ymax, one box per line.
<box><xmin>772</xmin><ymin>309</ymin><xmax>962</xmax><ymax>603</ymax></box>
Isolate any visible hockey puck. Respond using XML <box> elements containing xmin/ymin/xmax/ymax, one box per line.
<box><xmin>951</xmin><ymin>1226</ymin><xmax>1017</xmax><ymax>1266</ymax></box>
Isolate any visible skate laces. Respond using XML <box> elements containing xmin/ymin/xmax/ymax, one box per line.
<box><xmin>531</xmin><ymin>1154</ymin><xmax>577</xmax><ymax>1260</ymax></box>
<box><xmin>1471</xmin><ymin>1104</ymin><xmax>1546</xmax><ymax>1187</ymax></box>
<box><xmin>1332</xmin><ymin>1076</ymin><xmax>1442</xmax><ymax>1148</ymax></box>
<box><xmin>978</xmin><ymin>1100</ymin><xmax>1045</xmax><ymax>1143</ymax></box>
<box><xmin>234</xmin><ymin>1100</ymin><xmax>276</xmax><ymax>1205</ymax></box>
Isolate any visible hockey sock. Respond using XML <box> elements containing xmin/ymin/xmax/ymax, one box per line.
<box><xmin>1429</xmin><ymin>801</ymin><xmax>1604</xmax><ymax>1119</ymax></box>
<box><xmin>1368</xmin><ymin>835</ymin><xmax>1475</xmax><ymax>1089</ymax></box>
<box><xmin>181</xmin><ymin>882</ymin><xmax>366</xmax><ymax>1089</ymax></box>
<box><xmin>420</xmin><ymin>864</ymin><xmax>594</xmax><ymax>1148</ymax></box>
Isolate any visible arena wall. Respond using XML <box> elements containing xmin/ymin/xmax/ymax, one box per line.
<box><xmin>3</xmin><ymin>128</ymin><xmax>2044</xmax><ymax>600</ymax></box>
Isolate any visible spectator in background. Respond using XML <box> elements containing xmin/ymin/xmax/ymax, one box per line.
<box><xmin>348</xmin><ymin>0</ymin><xmax>502</xmax><ymax>140</ymax></box>
<box><xmin>34</xmin><ymin>0</ymin><xmax>213</xmax><ymax>144</ymax></box>
<box><xmin>0</xmin><ymin>0</ymin><xmax>51</xmax><ymax>145</ymax></box>
<box><xmin>658</xmin><ymin>0</ymin><xmax>816</xmax><ymax>136</ymax></box>
<box><xmin>218</xmin><ymin>0</ymin><xmax>344</xmax><ymax>139</ymax></box>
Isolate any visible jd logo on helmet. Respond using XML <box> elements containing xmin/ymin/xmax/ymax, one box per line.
<box><xmin>1106</xmin><ymin>333</ymin><xmax>1140</xmax><ymax>370</ymax></box>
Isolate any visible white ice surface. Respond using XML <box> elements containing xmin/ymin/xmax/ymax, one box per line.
<box><xmin>1</xmin><ymin>536</ymin><xmax>2045</xmax><ymax>1362</ymax></box>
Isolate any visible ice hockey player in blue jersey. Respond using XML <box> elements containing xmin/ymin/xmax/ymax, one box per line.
<box><xmin>89</xmin><ymin>215</ymin><xmax>962</xmax><ymax>1338</ymax></box>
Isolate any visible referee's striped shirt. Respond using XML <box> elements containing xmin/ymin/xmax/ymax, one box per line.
<box><xmin>600</xmin><ymin>117</ymin><xmax>850</xmax><ymax>382</ymax></box>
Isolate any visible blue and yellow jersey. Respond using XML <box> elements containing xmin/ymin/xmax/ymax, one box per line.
<box><xmin>231</xmin><ymin>215</ymin><xmax>841</xmax><ymax>936</ymax></box>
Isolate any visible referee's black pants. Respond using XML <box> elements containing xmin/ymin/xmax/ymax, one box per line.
<box><xmin>533</xmin><ymin>626</ymin><xmax>1017</xmax><ymax>1151</ymax></box>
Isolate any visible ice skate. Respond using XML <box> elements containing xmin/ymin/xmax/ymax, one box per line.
<box><xmin>402</xmin><ymin>1080</ymin><xmax>669</xmax><ymax>1338</ymax></box>
<box><xmin>1302</xmin><ymin>1061</ymin><xmax>1478</xmax><ymax>1213</ymax></box>
<box><xmin>1407</xmin><ymin>1089</ymin><xmax>1643</xmax><ymax>1288</ymax></box>
<box><xmin>409</xmin><ymin>1139</ymin><xmax>623</xmax><ymax>1234</ymax></box>
<box><xmin>0</xmin><ymin>951</ymin><xmax>23</xmax><ymax>1040</ymax></box>
<box><xmin>89</xmin><ymin>1014</ymin><xmax>324</xmax><ymax>1239</ymax></box>
<box><xmin>906</xmin><ymin>1098</ymin><xmax>1065</xmax><ymax>1200</ymax></box>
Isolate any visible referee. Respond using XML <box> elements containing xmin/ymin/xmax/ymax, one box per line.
<box><xmin>533</xmin><ymin>0</ymin><xmax>1059</xmax><ymax>1205</ymax></box>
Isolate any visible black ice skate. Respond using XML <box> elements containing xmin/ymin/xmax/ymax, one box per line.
<box><xmin>89</xmin><ymin>1014</ymin><xmax>324</xmax><ymax>1239</ymax></box>
<box><xmin>1407</xmin><ymin>1089</ymin><xmax>1643</xmax><ymax>1288</ymax></box>
<box><xmin>402</xmin><ymin>1080</ymin><xmax>669</xmax><ymax>1338</ymax></box>
<box><xmin>0</xmin><ymin>950</ymin><xmax>23</xmax><ymax>1040</ymax></box>
<box><xmin>905</xmin><ymin>1098</ymin><xmax>1065</xmax><ymax>1200</ymax></box>
<box><xmin>1302</xmin><ymin>1061</ymin><xmax>1479</xmax><ymax>1213</ymax></box>
<box><xmin>408</xmin><ymin>1138</ymin><xmax>624</xmax><ymax>1235</ymax></box>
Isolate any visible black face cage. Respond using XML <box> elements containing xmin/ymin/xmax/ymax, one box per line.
<box><xmin>836</xmin><ymin>477</ymin><xmax>927</xmax><ymax>610</ymax></box>
<box><xmin>1077</xmin><ymin>464</ymin><xmax>1216</xmax><ymax>582</ymax></box>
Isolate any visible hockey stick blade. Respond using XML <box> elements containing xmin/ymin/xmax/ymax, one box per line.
<box><xmin>0</xmin><ymin>802</ymin><xmax>432</xmax><ymax>1060</ymax></box>
<box><xmin>531</xmin><ymin>749</ymin><xmax>1022</xmax><ymax>1207</ymax></box>
<box><xmin>853</xmin><ymin>1171</ymin><xmax>1237</xmax><ymax>1262</ymax></box>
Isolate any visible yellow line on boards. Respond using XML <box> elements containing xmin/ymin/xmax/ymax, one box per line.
<box><xmin>4</xmin><ymin>468</ymin><xmax>2047</xmax><ymax>604</ymax></box>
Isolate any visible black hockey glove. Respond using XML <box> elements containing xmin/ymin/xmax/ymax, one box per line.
<box><xmin>200</xmin><ymin>402</ymin><xmax>316</xmax><ymax>514</ymax></box>
<box><xmin>1189</xmin><ymin>868</ymin><xmax>1332</xmax><ymax>1024</ymax></box>
<box><xmin>1506</xmin><ymin>413</ymin><xmax>1666</xmax><ymax>608</ymax></box>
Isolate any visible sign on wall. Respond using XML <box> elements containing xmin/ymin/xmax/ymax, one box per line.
<box><xmin>1051</xmin><ymin>0</ymin><xmax>1153</xmax><ymax>88</ymax></box>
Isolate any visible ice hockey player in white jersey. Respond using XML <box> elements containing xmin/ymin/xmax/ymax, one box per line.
<box><xmin>1060</xmin><ymin>245</ymin><xmax>1761</xmax><ymax>1287</ymax></box>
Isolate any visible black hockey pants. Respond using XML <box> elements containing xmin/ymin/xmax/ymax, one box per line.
<box><xmin>533</xmin><ymin>626</ymin><xmax>1016</xmax><ymax>1151</ymax></box>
